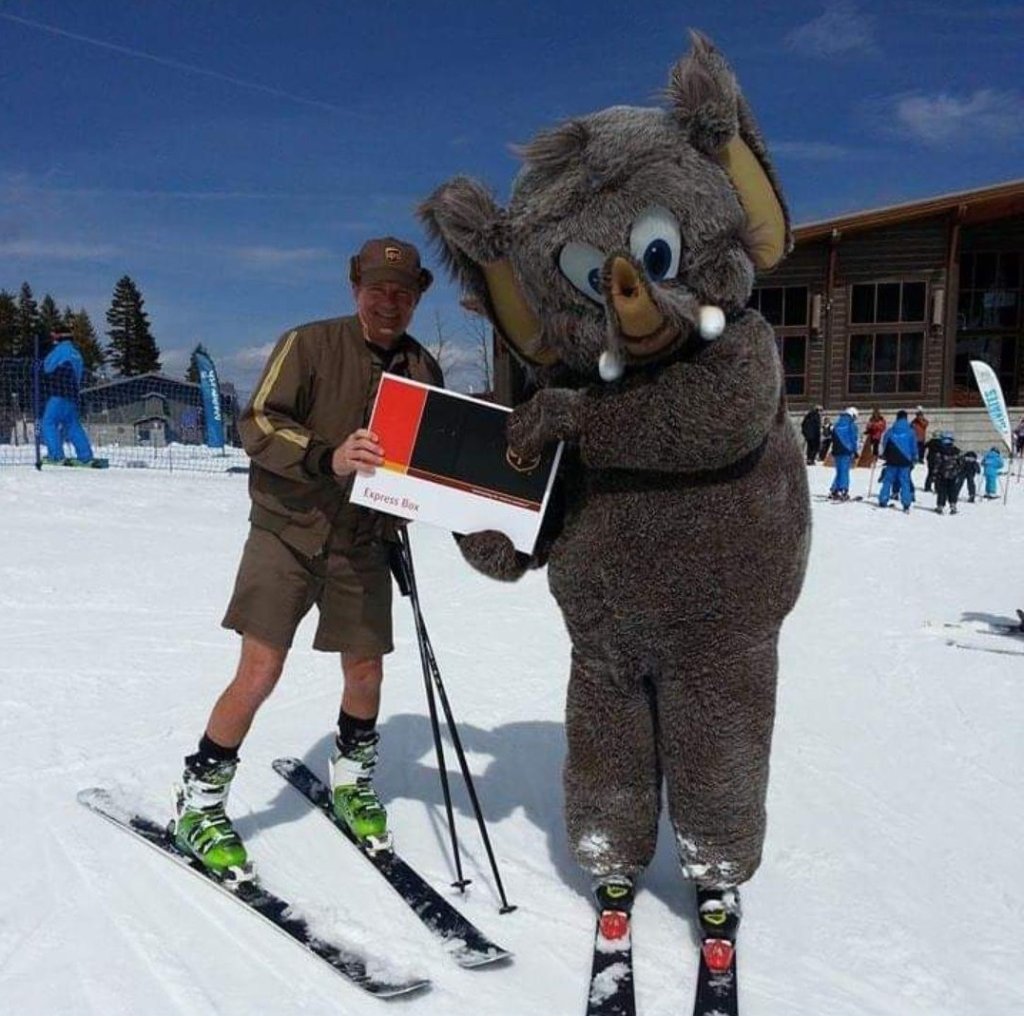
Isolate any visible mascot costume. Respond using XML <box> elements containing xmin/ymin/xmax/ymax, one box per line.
<box><xmin>420</xmin><ymin>31</ymin><xmax>810</xmax><ymax>972</ymax></box>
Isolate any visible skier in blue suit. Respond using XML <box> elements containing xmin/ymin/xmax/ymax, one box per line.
<box><xmin>877</xmin><ymin>410</ymin><xmax>917</xmax><ymax>512</ymax></box>
<box><xmin>982</xmin><ymin>447</ymin><xmax>1004</xmax><ymax>498</ymax></box>
<box><xmin>828</xmin><ymin>406</ymin><xmax>859</xmax><ymax>500</ymax></box>
<box><xmin>40</xmin><ymin>339</ymin><xmax>95</xmax><ymax>465</ymax></box>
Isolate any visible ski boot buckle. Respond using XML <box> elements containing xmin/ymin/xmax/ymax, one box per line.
<box><xmin>361</xmin><ymin>831</ymin><xmax>394</xmax><ymax>856</ymax></box>
<box><xmin>219</xmin><ymin>862</ymin><xmax>257</xmax><ymax>888</ymax></box>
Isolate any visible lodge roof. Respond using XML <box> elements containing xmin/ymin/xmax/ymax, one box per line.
<box><xmin>794</xmin><ymin>178</ymin><xmax>1024</xmax><ymax>244</ymax></box>
<box><xmin>82</xmin><ymin>372</ymin><xmax>237</xmax><ymax>397</ymax></box>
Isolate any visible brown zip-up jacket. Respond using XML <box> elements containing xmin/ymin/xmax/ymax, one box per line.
<box><xmin>239</xmin><ymin>315</ymin><xmax>443</xmax><ymax>557</ymax></box>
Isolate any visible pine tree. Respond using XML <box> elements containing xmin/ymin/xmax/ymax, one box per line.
<box><xmin>186</xmin><ymin>342</ymin><xmax>210</xmax><ymax>384</ymax></box>
<box><xmin>63</xmin><ymin>306</ymin><xmax>106</xmax><ymax>382</ymax></box>
<box><xmin>16</xmin><ymin>282</ymin><xmax>40</xmax><ymax>356</ymax></box>
<box><xmin>38</xmin><ymin>294</ymin><xmax>64</xmax><ymax>360</ymax></box>
<box><xmin>105</xmin><ymin>275</ymin><xmax>161</xmax><ymax>376</ymax></box>
<box><xmin>0</xmin><ymin>290</ymin><xmax>17</xmax><ymax>357</ymax></box>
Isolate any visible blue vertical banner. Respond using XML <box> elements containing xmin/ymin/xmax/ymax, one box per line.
<box><xmin>194</xmin><ymin>349</ymin><xmax>225</xmax><ymax>449</ymax></box>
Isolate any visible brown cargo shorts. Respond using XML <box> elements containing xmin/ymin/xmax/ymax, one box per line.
<box><xmin>221</xmin><ymin>525</ymin><xmax>393</xmax><ymax>654</ymax></box>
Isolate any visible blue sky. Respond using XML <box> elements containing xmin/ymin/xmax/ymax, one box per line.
<box><xmin>1</xmin><ymin>1</ymin><xmax>1022</xmax><ymax>393</ymax></box>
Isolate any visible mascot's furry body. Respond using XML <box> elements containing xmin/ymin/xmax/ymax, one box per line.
<box><xmin>420</xmin><ymin>34</ymin><xmax>810</xmax><ymax>891</ymax></box>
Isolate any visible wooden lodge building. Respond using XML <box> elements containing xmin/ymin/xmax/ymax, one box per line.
<box><xmin>758</xmin><ymin>177</ymin><xmax>1024</xmax><ymax>415</ymax></box>
<box><xmin>494</xmin><ymin>178</ymin><xmax>1024</xmax><ymax>444</ymax></box>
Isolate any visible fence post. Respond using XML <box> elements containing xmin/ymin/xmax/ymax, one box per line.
<box><xmin>33</xmin><ymin>334</ymin><xmax>42</xmax><ymax>470</ymax></box>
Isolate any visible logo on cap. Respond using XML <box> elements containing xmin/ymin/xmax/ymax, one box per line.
<box><xmin>384</xmin><ymin>246</ymin><xmax>403</xmax><ymax>264</ymax></box>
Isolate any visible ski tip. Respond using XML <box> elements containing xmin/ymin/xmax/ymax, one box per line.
<box><xmin>362</xmin><ymin>975</ymin><xmax>432</xmax><ymax>998</ymax></box>
<box><xmin>77</xmin><ymin>786</ymin><xmax>111</xmax><ymax>807</ymax></box>
<box><xmin>453</xmin><ymin>947</ymin><xmax>514</xmax><ymax>970</ymax></box>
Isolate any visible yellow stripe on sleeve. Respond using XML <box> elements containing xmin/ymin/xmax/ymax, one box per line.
<box><xmin>251</xmin><ymin>330</ymin><xmax>310</xmax><ymax>448</ymax></box>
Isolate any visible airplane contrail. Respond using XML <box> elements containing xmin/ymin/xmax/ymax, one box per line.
<box><xmin>0</xmin><ymin>10</ymin><xmax>355</xmax><ymax>115</ymax></box>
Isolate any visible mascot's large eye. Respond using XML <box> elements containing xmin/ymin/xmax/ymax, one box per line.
<box><xmin>629</xmin><ymin>206</ymin><xmax>682</xmax><ymax>282</ymax></box>
<box><xmin>558</xmin><ymin>242</ymin><xmax>606</xmax><ymax>303</ymax></box>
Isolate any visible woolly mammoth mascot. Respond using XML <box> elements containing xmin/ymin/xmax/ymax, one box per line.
<box><xmin>420</xmin><ymin>32</ymin><xmax>810</xmax><ymax>929</ymax></box>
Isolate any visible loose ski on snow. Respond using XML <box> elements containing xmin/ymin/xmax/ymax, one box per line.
<box><xmin>272</xmin><ymin>757</ymin><xmax>512</xmax><ymax>969</ymax></box>
<box><xmin>941</xmin><ymin>639</ymin><xmax>1024</xmax><ymax>658</ymax></box>
<box><xmin>76</xmin><ymin>787</ymin><xmax>429</xmax><ymax>999</ymax></box>
<box><xmin>924</xmin><ymin>619</ymin><xmax>1024</xmax><ymax>657</ymax></box>
<box><xmin>586</xmin><ymin>882</ymin><xmax>635</xmax><ymax>1016</ymax></box>
<box><xmin>925</xmin><ymin>619</ymin><xmax>1024</xmax><ymax>638</ymax></box>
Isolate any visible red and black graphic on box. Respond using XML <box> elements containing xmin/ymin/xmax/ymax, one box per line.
<box><xmin>370</xmin><ymin>377</ymin><xmax>558</xmax><ymax>510</ymax></box>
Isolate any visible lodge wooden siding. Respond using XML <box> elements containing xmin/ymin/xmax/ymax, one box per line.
<box><xmin>834</xmin><ymin>216</ymin><xmax>947</xmax><ymax>281</ymax></box>
<box><xmin>759</xmin><ymin>215</ymin><xmax>954</xmax><ymax>409</ymax></box>
<box><xmin>756</xmin><ymin>240</ymin><xmax>829</xmax><ymax>404</ymax></box>
<box><xmin>826</xmin><ymin>215</ymin><xmax>946</xmax><ymax>409</ymax></box>
<box><xmin>961</xmin><ymin>214</ymin><xmax>1024</xmax><ymax>252</ymax></box>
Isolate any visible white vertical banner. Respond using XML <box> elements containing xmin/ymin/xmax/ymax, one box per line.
<box><xmin>970</xmin><ymin>359</ymin><xmax>1013</xmax><ymax>452</ymax></box>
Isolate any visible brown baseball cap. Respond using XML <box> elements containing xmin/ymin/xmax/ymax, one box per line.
<box><xmin>349</xmin><ymin>236</ymin><xmax>433</xmax><ymax>294</ymax></box>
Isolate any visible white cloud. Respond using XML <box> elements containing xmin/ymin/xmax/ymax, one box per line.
<box><xmin>0</xmin><ymin>239</ymin><xmax>120</xmax><ymax>260</ymax></box>
<box><xmin>883</xmin><ymin>88</ymin><xmax>1024</xmax><ymax>145</ymax></box>
<box><xmin>786</xmin><ymin>1</ymin><xmax>877</xmax><ymax>58</ymax></box>
<box><xmin>159</xmin><ymin>346</ymin><xmax>192</xmax><ymax>376</ymax></box>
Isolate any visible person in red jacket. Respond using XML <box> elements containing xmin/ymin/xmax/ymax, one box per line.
<box><xmin>911</xmin><ymin>406</ymin><xmax>929</xmax><ymax>463</ymax></box>
<box><xmin>864</xmin><ymin>408</ymin><xmax>886</xmax><ymax>458</ymax></box>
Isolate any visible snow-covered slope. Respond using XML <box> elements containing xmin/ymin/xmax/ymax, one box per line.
<box><xmin>1</xmin><ymin>463</ymin><xmax>1022</xmax><ymax>1016</ymax></box>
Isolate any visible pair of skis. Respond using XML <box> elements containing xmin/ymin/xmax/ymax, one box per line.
<box><xmin>585</xmin><ymin>885</ymin><xmax>739</xmax><ymax>1016</ymax></box>
<box><xmin>78</xmin><ymin>758</ymin><xmax>511</xmax><ymax>999</ymax></box>
<box><xmin>925</xmin><ymin>617</ymin><xmax>1024</xmax><ymax>657</ymax></box>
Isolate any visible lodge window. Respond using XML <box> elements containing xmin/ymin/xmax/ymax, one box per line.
<box><xmin>847</xmin><ymin>281</ymin><xmax>926</xmax><ymax>395</ymax></box>
<box><xmin>848</xmin><ymin>332</ymin><xmax>924</xmax><ymax>394</ymax></box>
<box><xmin>954</xmin><ymin>251</ymin><xmax>1021</xmax><ymax>404</ymax></box>
<box><xmin>749</xmin><ymin>285</ymin><xmax>808</xmax><ymax>396</ymax></box>
<box><xmin>958</xmin><ymin>251</ymin><xmax>1021</xmax><ymax>330</ymax></box>
<box><xmin>850</xmin><ymin>281</ymin><xmax>926</xmax><ymax>325</ymax></box>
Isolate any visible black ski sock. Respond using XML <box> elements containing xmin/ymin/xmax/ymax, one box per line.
<box><xmin>195</xmin><ymin>733</ymin><xmax>240</xmax><ymax>764</ymax></box>
<box><xmin>337</xmin><ymin>709</ymin><xmax>378</xmax><ymax>750</ymax></box>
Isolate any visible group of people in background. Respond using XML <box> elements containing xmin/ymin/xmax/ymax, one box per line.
<box><xmin>800</xmin><ymin>404</ymin><xmax>1008</xmax><ymax>514</ymax></box>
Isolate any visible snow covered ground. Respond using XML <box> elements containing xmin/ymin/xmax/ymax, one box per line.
<box><xmin>1</xmin><ymin>461</ymin><xmax>1022</xmax><ymax>1016</ymax></box>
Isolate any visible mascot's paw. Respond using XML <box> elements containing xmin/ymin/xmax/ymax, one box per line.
<box><xmin>507</xmin><ymin>388</ymin><xmax>581</xmax><ymax>462</ymax></box>
<box><xmin>420</xmin><ymin>176</ymin><xmax>509</xmax><ymax>264</ymax></box>
<box><xmin>457</xmin><ymin>530</ymin><xmax>531</xmax><ymax>582</ymax></box>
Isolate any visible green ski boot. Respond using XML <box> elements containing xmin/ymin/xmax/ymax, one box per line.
<box><xmin>172</xmin><ymin>754</ymin><xmax>251</xmax><ymax>881</ymax></box>
<box><xmin>329</xmin><ymin>733</ymin><xmax>390</xmax><ymax>850</ymax></box>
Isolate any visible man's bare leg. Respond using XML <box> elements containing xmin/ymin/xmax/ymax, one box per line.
<box><xmin>175</xmin><ymin>634</ymin><xmax>286</xmax><ymax>873</ymax></box>
<box><xmin>340</xmin><ymin>653</ymin><xmax>384</xmax><ymax>721</ymax></box>
<box><xmin>205</xmin><ymin>634</ymin><xmax>289</xmax><ymax>749</ymax></box>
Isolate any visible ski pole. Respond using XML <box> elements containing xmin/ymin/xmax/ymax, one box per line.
<box><xmin>397</xmin><ymin>529</ymin><xmax>517</xmax><ymax>914</ymax></box>
<box><xmin>391</xmin><ymin>532</ymin><xmax>467</xmax><ymax>890</ymax></box>
<box><xmin>416</xmin><ymin>603</ymin><xmax>517</xmax><ymax>913</ymax></box>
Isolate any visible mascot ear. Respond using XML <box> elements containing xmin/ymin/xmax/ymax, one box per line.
<box><xmin>666</xmin><ymin>31</ymin><xmax>791</xmax><ymax>269</ymax></box>
<box><xmin>418</xmin><ymin>178</ymin><xmax>558</xmax><ymax>369</ymax></box>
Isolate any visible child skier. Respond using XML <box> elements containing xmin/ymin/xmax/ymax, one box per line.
<box><xmin>982</xmin><ymin>447</ymin><xmax>1004</xmax><ymax>498</ymax></box>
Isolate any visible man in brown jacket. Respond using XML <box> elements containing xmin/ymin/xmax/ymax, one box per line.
<box><xmin>172</xmin><ymin>237</ymin><xmax>443</xmax><ymax>878</ymax></box>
